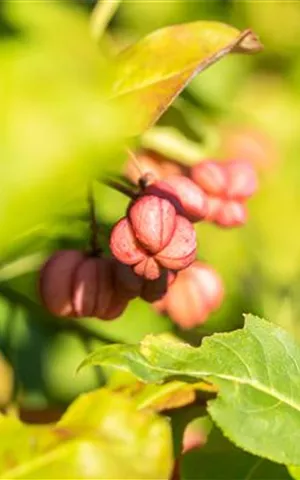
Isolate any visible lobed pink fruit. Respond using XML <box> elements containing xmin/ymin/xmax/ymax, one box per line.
<box><xmin>163</xmin><ymin>273</ymin><xmax>209</xmax><ymax>329</ymax></box>
<box><xmin>110</xmin><ymin>193</ymin><xmax>197</xmax><ymax>280</ymax></box>
<box><xmin>133</xmin><ymin>256</ymin><xmax>162</xmax><ymax>280</ymax></box>
<box><xmin>205</xmin><ymin>196</ymin><xmax>224</xmax><ymax>222</ymax></box>
<box><xmin>191</xmin><ymin>161</ymin><xmax>228</xmax><ymax>196</ymax></box>
<box><xmin>128</xmin><ymin>195</ymin><xmax>177</xmax><ymax>254</ymax></box>
<box><xmin>154</xmin><ymin>261</ymin><xmax>224</xmax><ymax>330</ymax></box>
<box><xmin>142</xmin><ymin>180</ymin><xmax>184</xmax><ymax>214</ymax></box>
<box><xmin>162</xmin><ymin>175</ymin><xmax>208</xmax><ymax>222</ymax></box>
<box><xmin>113</xmin><ymin>261</ymin><xmax>175</xmax><ymax>303</ymax></box>
<box><xmin>109</xmin><ymin>218</ymin><xmax>146</xmax><ymax>266</ymax></box>
<box><xmin>101</xmin><ymin>291</ymin><xmax>129</xmax><ymax>320</ymax></box>
<box><xmin>39</xmin><ymin>251</ymin><xmax>127</xmax><ymax>320</ymax></box>
<box><xmin>189</xmin><ymin>159</ymin><xmax>257</xmax><ymax>228</ymax></box>
<box><xmin>187</xmin><ymin>262</ymin><xmax>224</xmax><ymax>311</ymax></box>
<box><xmin>39</xmin><ymin>250</ymin><xmax>85</xmax><ymax>317</ymax></box>
<box><xmin>156</xmin><ymin>216</ymin><xmax>196</xmax><ymax>270</ymax></box>
<box><xmin>72</xmin><ymin>257</ymin><xmax>113</xmax><ymax>318</ymax></box>
<box><xmin>215</xmin><ymin>200</ymin><xmax>247</xmax><ymax>227</ymax></box>
<box><xmin>113</xmin><ymin>262</ymin><xmax>143</xmax><ymax>299</ymax></box>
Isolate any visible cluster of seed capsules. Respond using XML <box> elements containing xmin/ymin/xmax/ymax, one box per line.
<box><xmin>39</xmin><ymin>150</ymin><xmax>258</xmax><ymax>330</ymax></box>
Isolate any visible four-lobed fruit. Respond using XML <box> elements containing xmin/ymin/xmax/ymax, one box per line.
<box><xmin>146</xmin><ymin>176</ymin><xmax>208</xmax><ymax>223</ymax></box>
<box><xmin>190</xmin><ymin>159</ymin><xmax>257</xmax><ymax>227</ymax></box>
<box><xmin>154</xmin><ymin>261</ymin><xmax>224</xmax><ymax>329</ymax></box>
<box><xmin>125</xmin><ymin>150</ymin><xmax>258</xmax><ymax>229</ymax></box>
<box><xmin>39</xmin><ymin>153</ymin><xmax>257</xmax><ymax>327</ymax></box>
<box><xmin>110</xmin><ymin>189</ymin><xmax>197</xmax><ymax>280</ymax></box>
<box><xmin>39</xmin><ymin>250</ymin><xmax>129</xmax><ymax>320</ymax></box>
<box><xmin>114</xmin><ymin>261</ymin><xmax>176</xmax><ymax>303</ymax></box>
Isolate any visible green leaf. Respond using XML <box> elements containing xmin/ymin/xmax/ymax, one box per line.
<box><xmin>80</xmin><ymin>316</ymin><xmax>300</xmax><ymax>466</ymax></box>
<box><xmin>111</xmin><ymin>22</ymin><xmax>262</xmax><ymax>135</ymax></box>
<box><xmin>0</xmin><ymin>389</ymin><xmax>173</xmax><ymax>479</ymax></box>
<box><xmin>182</xmin><ymin>427</ymin><xmax>291</xmax><ymax>480</ymax></box>
<box><xmin>141</xmin><ymin>125</ymin><xmax>206</xmax><ymax>164</ymax></box>
<box><xmin>133</xmin><ymin>381</ymin><xmax>197</xmax><ymax>411</ymax></box>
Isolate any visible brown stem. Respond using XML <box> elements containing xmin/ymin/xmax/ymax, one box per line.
<box><xmin>138</xmin><ymin>172</ymin><xmax>155</xmax><ymax>190</ymax></box>
<box><xmin>88</xmin><ymin>183</ymin><xmax>101</xmax><ymax>255</ymax></box>
<box><xmin>102</xmin><ymin>178</ymin><xmax>137</xmax><ymax>199</ymax></box>
<box><xmin>169</xmin><ymin>459</ymin><xmax>180</xmax><ymax>480</ymax></box>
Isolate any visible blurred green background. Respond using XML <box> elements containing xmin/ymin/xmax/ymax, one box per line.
<box><xmin>1</xmin><ymin>0</ymin><xmax>300</xmax><ymax>417</ymax></box>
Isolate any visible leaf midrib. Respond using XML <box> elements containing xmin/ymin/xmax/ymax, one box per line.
<box><xmin>112</xmin><ymin>37</ymin><xmax>238</xmax><ymax>99</ymax></box>
<box><xmin>94</xmin><ymin>354</ymin><xmax>300</xmax><ymax>415</ymax></box>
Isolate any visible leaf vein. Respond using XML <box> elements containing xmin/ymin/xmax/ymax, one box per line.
<box><xmin>209</xmin><ymin>337</ymin><xmax>254</xmax><ymax>381</ymax></box>
<box><xmin>249</xmin><ymin>330</ymin><xmax>273</xmax><ymax>389</ymax></box>
<box><xmin>105</xmin><ymin>355</ymin><xmax>300</xmax><ymax>414</ymax></box>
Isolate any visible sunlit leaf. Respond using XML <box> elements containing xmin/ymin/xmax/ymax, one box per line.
<box><xmin>0</xmin><ymin>389</ymin><xmax>173</xmax><ymax>479</ymax></box>
<box><xmin>80</xmin><ymin>316</ymin><xmax>300</xmax><ymax>465</ymax></box>
<box><xmin>111</xmin><ymin>22</ymin><xmax>262</xmax><ymax>135</ymax></box>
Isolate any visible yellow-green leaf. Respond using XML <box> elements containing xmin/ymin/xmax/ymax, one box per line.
<box><xmin>80</xmin><ymin>316</ymin><xmax>300</xmax><ymax>466</ymax></box>
<box><xmin>111</xmin><ymin>22</ymin><xmax>262</xmax><ymax>135</ymax></box>
<box><xmin>0</xmin><ymin>389</ymin><xmax>173</xmax><ymax>479</ymax></box>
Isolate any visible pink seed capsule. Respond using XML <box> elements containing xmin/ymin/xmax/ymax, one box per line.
<box><xmin>113</xmin><ymin>262</ymin><xmax>143</xmax><ymax>299</ymax></box>
<box><xmin>162</xmin><ymin>175</ymin><xmax>208</xmax><ymax>222</ymax></box>
<box><xmin>205</xmin><ymin>196</ymin><xmax>224</xmax><ymax>222</ymax></box>
<box><xmin>215</xmin><ymin>200</ymin><xmax>247</xmax><ymax>227</ymax></box>
<box><xmin>191</xmin><ymin>161</ymin><xmax>228</xmax><ymax>197</ymax></box>
<box><xmin>143</xmin><ymin>180</ymin><xmax>184</xmax><ymax>215</ymax></box>
<box><xmin>187</xmin><ymin>261</ymin><xmax>224</xmax><ymax>311</ymax></box>
<box><xmin>156</xmin><ymin>216</ymin><xmax>196</xmax><ymax>270</ymax></box>
<box><xmin>128</xmin><ymin>194</ymin><xmax>177</xmax><ymax>254</ymax></box>
<box><xmin>72</xmin><ymin>257</ymin><xmax>114</xmax><ymax>318</ymax></box>
<box><xmin>110</xmin><ymin>217</ymin><xmax>147</xmax><ymax>265</ymax></box>
<box><xmin>101</xmin><ymin>292</ymin><xmax>129</xmax><ymax>320</ymax></box>
<box><xmin>165</xmin><ymin>273</ymin><xmax>209</xmax><ymax>329</ymax></box>
<box><xmin>153</xmin><ymin>261</ymin><xmax>224</xmax><ymax>330</ymax></box>
<box><xmin>39</xmin><ymin>250</ymin><xmax>85</xmax><ymax>317</ymax></box>
<box><xmin>113</xmin><ymin>260</ymin><xmax>173</xmax><ymax>303</ymax></box>
<box><xmin>110</xmin><ymin>178</ymin><xmax>197</xmax><ymax>281</ymax></box>
<box><xmin>133</xmin><ymin>257</ymin><xmax>161</xmax><ymax>280</ymax></box>
<box><xmin>39</xmin><ymin>251</ymin><xmax>121</xmax><ymax>320</ymax></box>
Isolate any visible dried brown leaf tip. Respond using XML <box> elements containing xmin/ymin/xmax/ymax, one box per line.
<box><xmin>232</xmin><ymin>29</ymin><xmax>263</xmax><ymax>54</ymax></box>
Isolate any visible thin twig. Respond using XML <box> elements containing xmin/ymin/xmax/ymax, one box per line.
<box><xmin>102</xmin><ymin>178</ymin><xmax>137</xmax><ymax>199</ymax></box>
<box><xmin>88</xmin><ymin>183</ymin><xmax>101</xmax><ymax>255</ymax></box>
